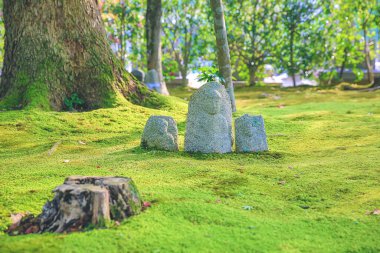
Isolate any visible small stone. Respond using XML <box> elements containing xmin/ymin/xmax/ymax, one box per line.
<box><xmin>258</xmin><ymin>93</ymin><xmax>269</xmax><ymax>99</ymax></box>
<box><xmin>144</xmin><ymin>69</ymin><xmax>161</xmax><ymax>92</ymax></box>
<box><xmin>63</xmin><ymin>159</ymin><xmax>70</xmax><ymax>163</ymax></box>
<box><xmin>243</xmin><ymin>205</ymin><xmax>254</xmax><ymax>211</ymax></box>
<box><xmin>235</xmin><ymin>114</ymin><xmax>268</xmax><ymax>153</ymax></box>
<box><xmin>131</xmin><ymin>68</ymin><xmax>145</xmax><ymax>82</ymax></box>
<box><xmin>185</xmin><ymin>82</ymin><xmax>233</xmax><ymax>153</ymax></box>
<box><xmin>141</xmin><ymin>116</ymin><xmax>179</xmax><ymax>151</ymax></box>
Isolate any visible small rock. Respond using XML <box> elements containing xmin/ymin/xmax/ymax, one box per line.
<box><xmin>243</xmin><ymin>206</ymin><xmax>254</xmax><ymax>211</ymax></box>
<box><xmin>141</xmin><ymin>116</ymin><xmax>179</xmax><ymax>151</ymax></box>
<box><xmin>144</xmin><ymin>69</ymin><xmax>161</xmax><ymax>92</ymax></box>
<box><xmin>131</xmin><ymin>68</ymin><xmax>145</xmax><ymax>82</ymax></box>
<box><xmin>235</xmin><ymin>114</ymin><xmax>268</xmax><ymax>153</ymax></box>
<box><xmin>63</xmin><ymin>160</ymin><xmax>70</xmax><ymax>163</ymax></box>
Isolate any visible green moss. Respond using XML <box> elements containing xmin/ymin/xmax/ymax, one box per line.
<box><xmin>24</xmin><ymin>80</ymin><xmax>50</xmax><ymax>110</ymax></box>
<box><xmin>0</xmin><ymin>87</ymin><xmax>379</xmax><ymax>252</ymax></box>
<box><xmin>0</xmin><ymin>72</ymin><xmax>50</xmax><ymax>110</ymax></box>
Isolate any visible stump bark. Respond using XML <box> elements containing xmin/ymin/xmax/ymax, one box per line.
<box><xmin>7</xmin><ymin>176</ymin><xmax>143</xmax><ymax>235</ymax></box>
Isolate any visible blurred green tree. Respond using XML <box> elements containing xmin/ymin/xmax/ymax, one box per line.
<box><xmin>225</xmin><ymin>0</ymin><xmax>281</xmax><ymax>86</ymax></box>
<box><xmin>162</xmin><ymin>0</ymin><xmax>210</xmax><ymax>85</ymax></box>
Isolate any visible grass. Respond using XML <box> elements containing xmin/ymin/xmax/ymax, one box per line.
<box><xmin>0</xmin><ymin>86</ymin><xmax>379</xmax><ymax>252</ymax></box>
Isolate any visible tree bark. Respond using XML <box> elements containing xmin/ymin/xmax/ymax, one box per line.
<box><xmin>248</xmin><ymin>66</ymin><xmax>258</xmax><ymax>86</ymax></box>
<box><xmin>339</xmin><ymin>47</ymin><xmax>348</xmax><ymax>80</ymax></box>
<box><xmin>290</xmin><ymin>27</ymin><xmax>296</xmax><ymax>87</ymax></box>
<box><xmin>0</xmin><ymin>0</ymin><xmax>151</xmax><ymax>111</ymax></box>
<box><xmin>181</xmin><ymin>69</ymin><xmax>189</xmax><ymax>86</ymax></box>
<box><xmin>146</xmin><ymin>0</ymin><xmax>169</xmax><ymax>95</ymax></box>
<box><xmin>210</xmin><ymin>0</ymin><xmax>236</xmax><ymax>112</ymax></box>
<box><xmin>7</xmin><ymin>176</ymin><xmax>143</xmax><ymax>235</ymax></box>
<box><xmin>363</xmin><ymin>26</ymin><xmax>374</xmax><ymax>85</ymax></box>
<box><xmin>120</xmin><ymin>3</ymin><xmax>127</xmax><ymax>65</ymax></box>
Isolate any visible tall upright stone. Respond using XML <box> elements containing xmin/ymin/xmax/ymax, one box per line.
<box><xmin>235</xmin><ymin>114</ymin><xmax>268</xmax><ymax>152</ymax></box>
<box><xmin>144</xmin><ymin>69</ymin><xmax>161</xmax><ymax>93</ymax></box>
<box><xmin>185</xmin><ymin>82</ymin><xmax>232</xmax><ymax>153</ymax></box>
<box><xmin>131</xmin><ymin>69</ymin><xmax>145</xmax><ymax>82</ymax></box>
<box><xmin>141</xmin><ymin>116</ymin><xmax>179</xmax><ymax>151</ymax></box>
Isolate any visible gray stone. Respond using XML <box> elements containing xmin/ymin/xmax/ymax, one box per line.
<box><xmin>235</xmin><ymin>114</ymin><xmax>268</xmax><ymax>152</ymax></box>
<box><xmin>131</xmin><ymin>68</ymin><xmax>145</xmax><ymax>82</ymax></box>
<box><xmin>185</xmin><ymin>82</ymin><xmax>233</xmax><ymax>153</ymax></box>
<box><xmin>141</xmin><ymin>116</ymin><xmax>178</xmax><ymax>151</ymax></box>
<box><xmin>144</xmin><ymin>69</ymin><xmax>161</xmax><ymax>92</ymax></box>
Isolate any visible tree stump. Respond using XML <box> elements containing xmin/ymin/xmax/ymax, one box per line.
<box><xmin>7</xmin><ymin>176</ymin><xmax>142</xmax><ymax>235</ymax></box>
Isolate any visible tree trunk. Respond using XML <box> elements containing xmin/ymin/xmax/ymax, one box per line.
<box><xmin>0</xmin><ymin>0</ymin><xmax>151</xmax><ymax>111</ymax></box>
<box><xmin>210</xmin><ymin>0</ymin><xmax>236</xmax><ymax>112</ymax></box>
<box><xmin>146</xmin><ymin>0</ymin><xmax>169</xmax><ymax>95</ymax></box>
<box><xmin>120</xmin><ymin>4</ymin><xmax>127</xmax><ymax>66</ymax></box>
<box><xmin>181</xmin><ymin>70</ymin><xmax>188</xmax><ymax>86</ymax></box>
<box><xmin>248</xmin><ymin>66</ymin><xmax>258</xmax><ymax>86</ymax></box>
<box><xmin>174</xmin><ymin>52</ymin><xmax>189</xmax><ymax>86</ymax></box>
<box><xmin>363</xmin><ymin>27</ymin><xmax>374</xmax><ymax>85</ymax></box>
<box><xmin>290</xmin><ymin>27</ymin><xmax>296</xmax><ymax>87</ymax></box>
<box><xmin>339</xmin><ymin>47</ymin><xmax>348</xmax><ymax>80</ymax></box>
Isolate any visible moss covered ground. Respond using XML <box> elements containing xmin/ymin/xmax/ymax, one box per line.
<box><xmin>0</xmin><ymin>86</ymin><xmax>379</xmax><ymax>252</ymax></box>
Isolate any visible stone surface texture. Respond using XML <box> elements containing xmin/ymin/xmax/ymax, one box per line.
<box><xmin>141</xmin><ymin>116</ymin><xmax>178</xmax><ymax>151</ymax></box>
<box><xmin>185</xmin><ymin>82</ymin><xmax>233</xmax><ymax>153</ymax></box>
<box><xmin>235</xmin><ymin>114</ymin><xmax>268</xmax><ymax>152</ymax></box>
<box><xmin>7</xmin><ymin>176</ymin><xmax>142</xmax><ymax>235</ymax></box>
<box><xmin>131</xmin><ymin>68</ymin><xmax>145</xmax><ymax>82</ymax></box>
<box><xmin>144</xmin><ymin>69</ymin><xmax>161</xmax><ymax>92</ymax></box>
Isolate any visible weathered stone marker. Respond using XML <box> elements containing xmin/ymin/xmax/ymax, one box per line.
<box><xmin>185</xmin><ymin>82</ymin><xmax>233</xmax><ymax>153</ymax></box>
<box><xmin>7</xmin><ymin>176</ymin><xmax>142</xmax><ymax>235</ymax></box>
<box><xmin>131</xmin><ymin>68</ymin><xmax>145</xmax><ymax>82</ymax></box>
<box><xmin>141</xmin><ymin>116</ymin><xmax>179</xmax><ymax>151</ymax></box>
<box><xmin>235</xmin><ymin>114</ymin><xmax>268</xmax><ymax>152</ymax></box>
<box><xmin>144</xmin><ymin>69</ymin><xmax>161</xmax><ymax>92</ymax></box>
